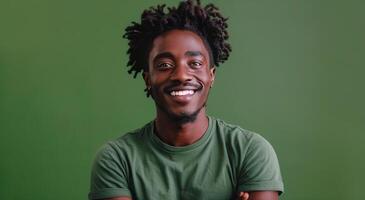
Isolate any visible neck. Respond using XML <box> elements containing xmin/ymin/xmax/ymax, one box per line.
<box><xmin>154</xmin><ymin>109</ymin><xmax>209</xmax><ymax>147</ymax></box>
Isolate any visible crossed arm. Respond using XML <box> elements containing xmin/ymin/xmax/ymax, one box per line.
<box><xmin>103</xmin><ymin>191</ymin><xmax>279</xmax><ymax>200</ymax></box>
<box><xmin>236</xmin><ymin>191</ymin><xmax>279</xmax><ymax>200</ymax></box>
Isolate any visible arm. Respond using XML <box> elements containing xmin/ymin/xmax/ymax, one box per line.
<box><xmin>247</xmin><ymin>191</ymin><xmax>278</xmax><ymax>200</ymax></box>
<box><xmin>236</xmin><ymin>191</ymin><xmax>278</xmax><ymax>200</ymax></box>
<box><xmin>89</xmin><ymin>144</ymin><xmax>132</xmax><ymax>200</ymax></box>
<box><xmin>237</xmin><ymin>134</ymin><xmax>284</xmax><ymax>197</ymax></box>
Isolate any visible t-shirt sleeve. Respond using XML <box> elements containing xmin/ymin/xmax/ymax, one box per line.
<box><xmin>238</xmin><ymin>133</ymin><xmax>284</xmax><ymax>194</ymax></box>
<box><xmin>88</xmin><ymin>143</ymin><xmax>131</xmax><ymax>200</ymax></box>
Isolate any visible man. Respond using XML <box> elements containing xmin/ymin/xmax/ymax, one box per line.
<box><xmin>89</xmin><ymin>0</ymin><xmax>284</xmax><ymax>199</ymax></box>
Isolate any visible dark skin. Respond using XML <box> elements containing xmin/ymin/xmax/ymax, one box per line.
<box><xmin>145</xmin><ymin>29</ymin><xmax>215</xmax><ymax>147</ymax></box>
<box><xmin>102</xmin><ymin>30</ymin><xmax>278</xmax><ymax>200</ymax></box>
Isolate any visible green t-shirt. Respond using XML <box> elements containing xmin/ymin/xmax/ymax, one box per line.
<box><xmin>89</xmin><ymin>116</ymin><xmax>284</xmax><ymax>200</ymax></box>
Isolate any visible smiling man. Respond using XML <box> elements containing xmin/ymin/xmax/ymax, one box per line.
<box><xmin>89</xmin><ymin>1</ymin><xmax>284</xmax><ymax>200</ymax></box>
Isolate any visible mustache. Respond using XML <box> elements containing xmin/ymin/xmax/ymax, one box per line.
<box><xmin>164</xmin><ymin>81</ymin><xmax>203</xmax><ymax>92</ymax></box>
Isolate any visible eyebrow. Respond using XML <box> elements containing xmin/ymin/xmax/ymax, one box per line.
<box><xmin>185</xmin><ymin>51</ymin><xmax>203</xmax><ymax>57</ymax></box>
<box><xmin>153</xmin><ymin>51</ymin><xmax>204</xmax><ymax>63</ymax></box>
<box><xmin>153</xmin><ymin>52</ymin><xmax>174</xmax><ymax>61</ymax></box>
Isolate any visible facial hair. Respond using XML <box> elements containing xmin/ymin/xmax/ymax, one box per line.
<box><xmin>150</xmin><ymin>85</ymin><xmax>209</xmax><ymax>124</ymax></box>
<box><xmin>159</xmin><ymin>102</ymin><xmax>204</xmax><ymax>124</ymax></box>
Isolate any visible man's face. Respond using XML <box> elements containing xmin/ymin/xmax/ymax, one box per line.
<box><xmin>144</xmin><ymin>29</ymin><xmax>215</xmax><ymax>122</ymax></box>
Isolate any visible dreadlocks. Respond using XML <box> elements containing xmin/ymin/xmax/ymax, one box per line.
<box><xmin>123</xmin><ymin>0</ymin><xmax>231</xmax><ymax>78</ymax></box>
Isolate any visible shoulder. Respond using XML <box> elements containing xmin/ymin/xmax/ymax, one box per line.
<box><xmin>94</xmin><ymin>121</ymin><xmax>153</xmax><ymax>160</ymax></box>
<box><xmin>211</xmin><ymin>117</ymin><xmax>277</xmax><ymax>160</ymax></box>
<box><xmin>210</xmin><ymin>117</ymin><xmax>284</xmax><ymax>193</ymax></box>
<box><xmin>212</xmin><ymin>117</ymin><xmax>268</xmax><ymax>146</ymax></box>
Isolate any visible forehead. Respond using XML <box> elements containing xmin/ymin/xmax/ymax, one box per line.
<box><xmin>149</xmin><ymin>29</ymin><xmax>209</xmax><ymax>58</ymax></box>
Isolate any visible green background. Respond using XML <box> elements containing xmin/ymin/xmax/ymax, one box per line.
<box><xmin>1</xmin><ymin>0</ymin><xmax>364</xmax><ymax>199</ymax></box>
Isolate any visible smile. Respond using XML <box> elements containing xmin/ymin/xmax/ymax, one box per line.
<box><xmin>170</xmin><ymin>90</ymin><xmax>195</xmax><ymax>96</ymax></box>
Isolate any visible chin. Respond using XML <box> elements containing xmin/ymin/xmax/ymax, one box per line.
<box><xmin>154</xmin><ymin>92</ymin><xmax>208</xmax><ymax>124</ymax></box>
<box><xmin>160</xmin><ymin>104</ymin><xmax>204</xmax><ymax>124</ymax></box>
<box><xmin>169</xmin><ymin>110</ymin><xmax>200</xmax><ymax>124</ymax></box>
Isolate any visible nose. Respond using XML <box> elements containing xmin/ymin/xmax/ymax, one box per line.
<box><xmin>170</xmin><ymin>63</ymin><xmax>192</xmax><ymax>82</ymax></box>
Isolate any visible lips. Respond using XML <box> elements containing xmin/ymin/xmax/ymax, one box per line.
<box><xmin>170</xmin><ymin>90</ymin><xmax>195</xmax><ymax>96</ymax></box>
<box><xmin>164</xmin><ymin>82</ymin><xmax>202</xmax><ymax>94</ymax></box>
<box><xmin>163</xmin><ymin>83</ymin><xmax>202</xmax><ymax>104</ymax></box>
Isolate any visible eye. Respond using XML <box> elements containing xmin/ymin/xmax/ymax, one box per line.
<box><xmin>157</xmin><ymin>62</ymin><xmax>174</xmax><ymax>70</ymax></box>
<box><xmin>189</xmin><ymin>61</ymin><xmax>203</xmax><ymax>69</ymax></box>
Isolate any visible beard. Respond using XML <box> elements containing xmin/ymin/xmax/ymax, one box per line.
<box><xmin>158</xmin><ymin>102</ymin><xmax>204</xmax><ymax>124</ymax></box>
<box><xmin>150</xmin><ymin>86</ymin><xmax>208</xmax><ymax>124</ymax></box>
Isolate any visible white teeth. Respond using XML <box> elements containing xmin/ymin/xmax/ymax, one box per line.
<box><xmin>170</xmin><ymin>90</ymin><xmax>195</xmax><ymax>96</ymax></box>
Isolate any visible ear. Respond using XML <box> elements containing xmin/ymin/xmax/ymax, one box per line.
<box><xmin>210</xmin><ymin>67</ymin><xmax>216</xmax><ymax>87</ymax></box>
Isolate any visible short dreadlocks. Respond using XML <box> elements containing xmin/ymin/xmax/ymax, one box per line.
<box><xmin>123</xmin><ymin>0</ymin><xmax>231</xmax><ymax>78</ymax></box>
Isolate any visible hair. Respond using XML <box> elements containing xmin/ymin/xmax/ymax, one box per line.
<box><xmin>123</xmin><ymin>0</ymin><xmax>231</xmax><ymax>78</ymax></box>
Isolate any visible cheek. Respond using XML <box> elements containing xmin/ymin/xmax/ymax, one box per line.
<box><xmin>150</xmin><ymin>71</ymin><xmax>169</xmax><ymax>85</ymax></box>
<box><xmin>196</xmin><ymin>70</ymin><xmax>213</xmax><ymax>85</ymax></box>
<box><xmin>149</xmin><ymin>85</ymin><xmax>162</xmax><ymax>100</ymax></box>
